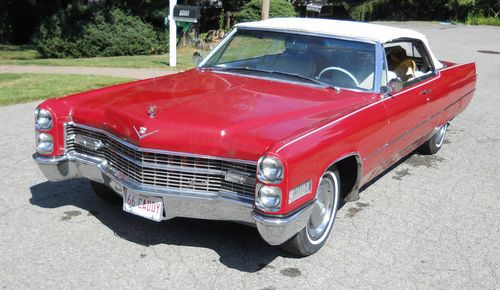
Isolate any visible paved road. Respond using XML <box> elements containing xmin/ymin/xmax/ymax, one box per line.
<box><xmin>0</xmin><ymin>22</ymin><xmax>499</xmax><ymax>289</ymax></box>
<box><xmin>0</xmin><ymin>64</ymin><xmax>174</xmax><ymax>79</ymax></box>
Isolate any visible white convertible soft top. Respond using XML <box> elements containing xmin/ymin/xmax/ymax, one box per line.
<box><xmin>236</xmin><ymin>18</ymin><xmax>443</xmax><ymax>69</ymax></box>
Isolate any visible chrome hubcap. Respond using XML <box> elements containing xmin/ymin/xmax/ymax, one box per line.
<box><xmin>307</xmin><ymin>176</ymin><xmax>335</xmax><ymax>241</ymax></box>
<box><xmin>434</xmin><ymin>124</ymin><xmax>447</xmax><ymax>147</ymax></box>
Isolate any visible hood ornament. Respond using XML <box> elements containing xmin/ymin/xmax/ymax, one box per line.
<box><xmin>148</xmin><ymin>104</ymin><xmax>157</xmax><ymax>118</ymax></box>
<box><xmin>133</xmin><ymin>125</ymin><xmax>159</xmax><ymax>140</ymax></box>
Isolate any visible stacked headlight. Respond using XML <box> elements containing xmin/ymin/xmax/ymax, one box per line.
<box><xmin>36</xmin><ymin>132</ymin><xmax>54</xmax><ymax>154</ymax></box>
<box><xmin>35</xmin><ymin>107</ymin><xmax>54</xmax><ymax>154</ymax></box>
<box><xmin>35</xmin><ymin>108</ymin><xmax>53</xmax><ymax>130</ymax></box>
<box><xmin>257</xmin><ymin>156</ymin><xmax>284</xmax><ymax>183</ymax></box>
<box><xmin>255</xmin><ymin>156</ymin><xmax>284</xmax><ymax>212</ymax></box>
<box><xmin>255</xmin><ymin>184</ymin><xmax>282</xmax><ymax>212</ymax></box>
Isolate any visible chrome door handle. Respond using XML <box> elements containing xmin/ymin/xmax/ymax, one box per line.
<box><xmin>420</xmin><ymin>89</ymin><xmax>431</xmax><ymax>94</ymax></box>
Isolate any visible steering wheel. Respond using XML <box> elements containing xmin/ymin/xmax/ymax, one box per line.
<box><xmin>317</xmin><ymin>66</ymin><xmax>360</xmax><ymax>88</ymax></box>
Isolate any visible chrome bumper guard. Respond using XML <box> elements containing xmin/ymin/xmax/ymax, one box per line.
<box><xmin>33</xmin><ymin>152</ymin><xmax>313</xmax><ymax>245</ymax></box>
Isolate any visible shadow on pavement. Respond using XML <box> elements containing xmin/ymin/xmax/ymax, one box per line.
<box><xmin>29</xmin><ymin>179</ymin><xmax>287</xmax><ymax>273</ymax></box>
<box><xmin>28</xmin><ymin>147</ymin><xmax>444</xmax><ymax>272</ymax></box>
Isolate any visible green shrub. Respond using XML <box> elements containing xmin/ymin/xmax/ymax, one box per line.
<box><xmin>34</xmin><ymin>8</ymin><xmax>166</xmax><ymax>58</ymax></box>
<box><xmin>466</xmin><ymin>14</ymin><xmax>500</xmax><ymax>25</ymax></box>
<box><xmin>78</xmin><ymin>10</ymin><xmax>165</xmax><ymax>57</ymax></box>
<box><xmin>236</xmin><ymin>0</ymin><xmax>297</xmax><ymax>23</ymax></box>
<box><xmin>33</xmin><ymin>4</ymin><xmax>90</xmax><ymax>58</ymax></box>
<box><xmin>347</xmin><ymin>0</ymin><xmax>477</xmax><ymax>22</ymax></box>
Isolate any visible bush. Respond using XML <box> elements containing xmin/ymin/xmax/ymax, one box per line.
<box><xmin>34</xmin><ymin>8</ymin><xmax>166</xmax><ymax>58</ymax></box>
<box><xmin>236</xmin><ymin>0</ymin><xmax>297</xmax><ymax>23</ymax></box>
<box><xmin>78</xmin><ymin>10</ymin><xmax>165</xmax><ymax>57</ymax></box>
<box><xmin>466</xmin><ymin>14</ymin><xmax>500</xmax><ymax>25</ymax></box>
<box><xmin>33</xmin><ymin>4</ymin><xmax>90</xmax><ymax>58</ymax></box>
<box><xmin>347</xmin><ymin>0</ymin><xmax>474</xmax><ymax>22</ymax></box>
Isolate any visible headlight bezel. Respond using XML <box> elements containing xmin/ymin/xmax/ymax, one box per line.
<box><xmin>257</xmin><ymin>156</ymin><xmax>284</xmax><ymax>184</ymax></box>
<box><xmin>255</xmin><ymin>184</ymin><xmax>282</xmax><ymax>212</ymax></box>
<box><xmin>35</xmin><ymin>108</ymin><xmax>53</xmax><ymax>131</ymax></box>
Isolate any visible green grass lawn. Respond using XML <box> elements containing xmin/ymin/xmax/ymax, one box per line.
<box><xmin>0</xmin><ymin>45</ymin><xmax>204</xmax><ymax>70</ymax></box>
<box><xmin>0</xmin><ymin>44</ymin><xmax>40</xmax><ymax>60</ymax></box>
<box><xmin>0</xmin><ymin>73</ymin><xmax>132</xmax><ymax>106</ymax></box>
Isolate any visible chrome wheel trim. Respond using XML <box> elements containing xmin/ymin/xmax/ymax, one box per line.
<box><xmin>306</xmin><ymin>171</ymin><xmax>339</xmax><ymax>245</ymax></box>
<box><xmin>434</xmin><ymin>124</ymin><xmax>447</xmax><ymax>148</ymax></box>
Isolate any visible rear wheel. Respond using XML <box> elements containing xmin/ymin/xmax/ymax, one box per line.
<box><xmin>90</xmin><ymin>181</ymin><xmax>122</xmax><ymax>204</ymax></box>
<box><xmin>280</xmin><ymin>169</ymin><xmax>340</xmax><ymax>257</ymax></box>
<box><xmin>418</xmin><ymin>123</ymin><xmax>448</xmax><ymax>155</ymax></box>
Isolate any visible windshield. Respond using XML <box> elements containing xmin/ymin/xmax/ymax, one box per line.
<box><xmin>202</xmin><ymin>29</ymin><xmax>376</xmax><ymax>91</ymax></box>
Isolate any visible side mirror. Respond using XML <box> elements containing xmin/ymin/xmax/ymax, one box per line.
<box><xmin>388</xmin><ymin>78</ymin><xmax>404</xmax><ymax>93</ymax></box>
<box><xmin>193</xmin><ymin>51</ymin><xmax>203</xmax><ymax>66</ymax></box>
<box><xmin>381</xmin><ymin>78</ymin><xmax>404</xmax><ymax>98</ymax></box>
<box><xmin>380</xmin><ymin>85</ymin><xmax>392</xmax><ymax>98</ymax></box>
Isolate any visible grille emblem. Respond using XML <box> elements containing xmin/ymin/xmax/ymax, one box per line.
<box><xmin>133</xmin><ymin>125</ymin><xmax>159</xmax><ymax>140</ymax></box>
<box><xmin>148</xmin><ymin>104</ymin><xmax>157</xmax><ymax>118</ymax></box>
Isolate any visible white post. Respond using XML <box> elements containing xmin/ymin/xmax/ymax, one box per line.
<box><xmin>169</xmin><ymin>0</ymin><xmax>177</xmax><ymax>67</ymax></box>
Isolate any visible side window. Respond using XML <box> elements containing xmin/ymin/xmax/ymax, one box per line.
<box><xmin>384</xmin><ymin>40</ymin><xmax>435</xmax><ymax>87</ymax></box>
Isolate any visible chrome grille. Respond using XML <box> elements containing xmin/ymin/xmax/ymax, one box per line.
<box><xmin>65</xmin><ymin>124</ymin><xmax>257</xmax><ymax>196</ymax></box>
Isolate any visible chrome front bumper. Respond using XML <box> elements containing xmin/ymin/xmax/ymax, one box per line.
<box><xmin>33</xmin><ymin>152</ymin><xmax>313</xmax><ymax>245</ymax></box>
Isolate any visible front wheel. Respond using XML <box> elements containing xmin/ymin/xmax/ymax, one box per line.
<box><xmin>280</xmin><ymin>169</ymin><xmax>340</xmax><ymax>257</ymax></box>
<box><xmin>418</xmin><ymin>123</ymin><xmax>448</xmax><ymax>155</ymax></box>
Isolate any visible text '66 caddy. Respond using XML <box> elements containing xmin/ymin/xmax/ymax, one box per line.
<box><xmin>33</xmin><ymin>18</ymin><xmax>476</xmax><ymax>256</ymax></box>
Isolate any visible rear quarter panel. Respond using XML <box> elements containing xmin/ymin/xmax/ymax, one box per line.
<box><xmin>429</xmin><ymin>62</ymin><xmax>477</xmax><ymax>128</ymax></box>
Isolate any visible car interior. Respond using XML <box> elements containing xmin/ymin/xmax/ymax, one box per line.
<box><xmin>383</xmin><ymin>41</ymin><xmax>434</xmax><ymax>86</ymax></box>
<box><xmin>253</xmin><ymin>37</ymin><xmax>375</xmax><ymax>91</ymax></box>
<box><xmin>210</xmin><ymin>32</ymin><xmax>376</xmax><ymax>91</ymax></box>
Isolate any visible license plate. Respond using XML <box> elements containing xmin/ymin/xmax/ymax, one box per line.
<box><xmin>123</xmin><ymin>190</ymin><xmax>164</xmax><ymax>222</ymax></box>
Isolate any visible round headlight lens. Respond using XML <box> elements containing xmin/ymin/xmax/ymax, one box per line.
<box><xmin>35</xmin><ymin>108</ymin><xmax>53</xmax><ymax>130</ymax></box>
<box><xmin>258</xmin><ymin>156</ymin><xmax>284</xmax><ymax>183</ymax></box>
<box><xmin>256</xmin><ymin>185</ymin><xmax>282</xmax><ymax>212</ymax></box>
<box><xmin>36</xmin><ymin>132</ymin><xmax>54</xmax><ymax>154</ymax></box>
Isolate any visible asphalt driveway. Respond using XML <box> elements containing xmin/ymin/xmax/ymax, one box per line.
<box><xmin>0</xmin><ymin>22</ymin><xmax>498</xmax><ymax>289</ymax></box>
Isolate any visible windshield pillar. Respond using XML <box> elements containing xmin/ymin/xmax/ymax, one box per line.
<box><xmin>374</xmin><ymin>43</ymin><xmax>385</xmax><ymax>94</ymax></box>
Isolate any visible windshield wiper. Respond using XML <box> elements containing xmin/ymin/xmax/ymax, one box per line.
<box><xmin>206</xmin><ymin>66</ymin><xmax>340</xmax><ymax>92</ymax></box>
<box><xmin>265</xmin><ymin>69</ymin><xmax>341</xmax><ymax>92</ymax></box>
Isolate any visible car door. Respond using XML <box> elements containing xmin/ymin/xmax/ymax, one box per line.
<box><xmin>381</xmin><ymin>40</ymin><xmax>439</xmax><ymax>165</ymax></box>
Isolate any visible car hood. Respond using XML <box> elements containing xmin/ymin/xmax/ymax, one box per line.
<box><xmin>66</xmin><ymin>69</ymin><xmax>372</xmax><ymax>161</ymax></box>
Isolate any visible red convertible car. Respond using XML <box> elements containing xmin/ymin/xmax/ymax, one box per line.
<box><xmin>33</xmin><ymin>18</ymin><xmax>476</xmax><ymax>256</ymax></box>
